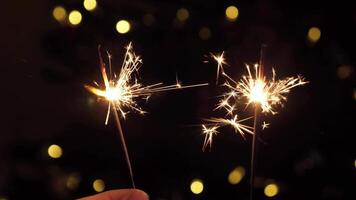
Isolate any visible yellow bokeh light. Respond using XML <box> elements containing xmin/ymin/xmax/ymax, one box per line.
<box><xmin>264</xmin><ymin>183</ymin><xmax>279</xmax><ymax>197</ymax></box>
<box><xmin>83</xmin><ymin>0</ymin><xmax>97</xmax><ymax>11</ymax></box>
<box><xmin>354</xmin><ymin>159</ymin><xmax>356</xmax><ymax>168</ymax></box>
<box><xmin>177</xmin><ymin>8</ymin><xmax>189</xmax><ymax>21</ymax></box>
<box><xmin>116</xmin><ymin>20</ymin><xmax>131</xmax><ymax>34</ymax></box>
<box><xmin>307</xmin><ymin>27</ymin><xmax>321</xmax><ymax>43</ymax></box>
<box><xmin>199</xmin><ymin>27</ymin><xmax>212</xmax><ymax>40</ymax></box>
<box><xmin>93</xmin><ymin>179</ymin><xmax>105</xmax><ymax>192</ymax></box>
<box><xmin>228</xmin><ymin>166</ymin><xmax>245</xmax><ymax>184</ymax></box>
<box><xmin>66</xmin><ymin>173</ymin><xmax>80</xmax><ymax>190</ymax></box>
<box><xmin>337</xmin><ymin>65</ymin><xmax>353</xmax><ymax>79</ymax></box>
<box><xmin>143</xmin><ymin>14</ymin><xmax>155</xmax><ymax>26</ymax></box>
<box><xmin>53</xmin><ymin>6</ymin><xmax>67</xmax><ymax>22</ymax></box>
<box><xmin>48</xmin><ymin>144</ymin><xmax>63</xmax><ymax>159</ymax></box>
<box><xmin>69</xmin><ymin>10</ymin><xmax>82</xmax><ymax>26</ymax></box>
<box><xmin>225</xmin><ymin>6</ymin><xmax>239</xmax><ymax>21</ymax></box>
<box><xmin>190</xmin><ymin>179</ymin><xmax>204</xmax><ymax>194</ymax></box>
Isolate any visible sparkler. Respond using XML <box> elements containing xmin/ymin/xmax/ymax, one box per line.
<box><xmin>86</xmin><ymin>43</ymin><xmax>208</xmax><ymax>188</ymax></box>
<box><xmin>202</xmin><ymin>48</ymin><xmax>307</xmax><ymax>200</ymax></box>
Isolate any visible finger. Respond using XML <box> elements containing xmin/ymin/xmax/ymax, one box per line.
<box><xmin>78</xmin><ymin>189</ymin><xmax>148</xmax><ymax>200</ymax></box>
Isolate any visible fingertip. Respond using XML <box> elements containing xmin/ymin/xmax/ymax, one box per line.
<box><xmin>127</xmin><ymin>189</ymin><xmax>149</xmax><ymax>200</ymax></box>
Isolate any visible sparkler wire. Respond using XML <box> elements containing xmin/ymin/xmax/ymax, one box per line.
<box><xmin>250</xmin><ymin>46</ymin><xmax>265</xmax><ymax>200</ymax></box>
<box><xmin>112</xmin><ymin>104</ymin><xmax>136</xmax><ymax>188</ymax></box>
<box><xmin>250</xmin><ymin>105</ymin><xmax>260</xmax><ymax>200</ymax></box>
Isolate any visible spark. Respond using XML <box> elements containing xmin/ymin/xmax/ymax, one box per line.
<box><xmin>202</xmin><ymin>115</ymin><xmax>254</xmax><ymax>151</ymax></box>
<box><xmin>202</xmin><ymin>125</ymin><xmax>218</xmax><ymax>151</ymax></box>
<box><xmin>262</xmin><ymin>121</ymin><xmax>270</xmax><ymax>130</ymax></box>
<box><xmin>211</xmin><ymin>51</ymin><xmax>226</xmax><ymax>84</ymax></box>
<box><xmin>236</xmin><ymin>64</ymin><xmax>308</xmax><ymax>114</ymax></box>
<box><xmin>86</xmin><ymin>43</ymin><xmax>208</xmax><ymax>188</ymax></box>
<box><xmin>201</xmin><ymin>52</ymin><xmax>307</xmax><ymax>150</ymax></box>
<box><xmin>206</xmin><ymin>116</ymin><xmax>254</xmax><ymax>136</ymax></box>
<box><xmin>86</xmin><ymin>43</ymin><xmax>208</xmax><ymax>123</ymax></box>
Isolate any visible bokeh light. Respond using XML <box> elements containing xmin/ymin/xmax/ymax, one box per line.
<box><xmin>225</xmin><ymin>6</ymin><xmax>239</xmax><ymax>21</ymax></box>
<box><xmin>116</xmin><ymin>20</ymin><xmax>131</xmax><ymax>34</ymax></box>
<box><xmin>0</xmin><ymin>196</ymin><xmax>7</xmax><ymax>200</ymax></box>
<box><xmin>176</xmin><ymin>8</ymin><xmax>189</xmax><ymax>22</ymax></box>
<box><xmin>83</xmin><ymin>0</ymin><xmax>97</xmax><ymax>11</ymax></box>
<box><xmin>68</xmin><ymin>10</ymin><xmax>82</xmax><ymax>26</ymax></box>
<box><xmin>307</xmin><ymin>27</ymin><xmax>321</xmax><ymax>43</ymax></box>
<box><xmin>199</xmin><ymin>27</ymin><xmax>211</xmax><ymax>40</ymax></box>
<box><xmin>93</xmin><ymin>179</ymin><xmax>105</xmax><ymax>192</ymax></box>
<box><xmin>353</xmin><ymin>89</ymin><xmax>356</xmax><ymax>101</ymax></box>
<box><xmin>228</xmin><ymin>166</ymin><xmax>245</xmax><ymax>184</ymax></box>
<box><xmin>264</xmin><ymin>183</ymin><xmax>279</xmax><ymax>197</ymax></box>
<box><xmin>66</xmin><ymin>173</ymin><xmax>80</xmax><ymax>190</ymax></box>
<box><xmin>47</xmin><ymin>144</ymin><xmax>63</xmax><ymax>159</ymax></box>
<box><xmin>143</xmin><ymin>14</ymin><xmax>155</xmax><ymax>26</ymax></box>
<box><xmin>337</xmin><ymin>65</ymin><xmax>353</xmax><ymax>79</ymax></box>
<box><xmin>190</xmin><ymin>179</ymin><xmax>204</xmax><ymax>194</ymax></box>
<box><xmin>354</xmin><ymin>159</ymin><xmax>356</xmax><ymax>168</ymax></box>
<box><xmin>52</xmin><ymin>6</ymin><xmax>67</xmax><ymax>22</ymax></box>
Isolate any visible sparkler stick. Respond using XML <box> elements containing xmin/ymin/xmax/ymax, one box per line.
<box><xmin>202</xmin><ymin>47</ymin><xmax>307</xmax><ymax>200</ymax></box>
<box><xmin>250</xmin><ymin>105</ymin><xmax>260</xmax><ymax>200</ymax></box>
<box><xmin>249</xmin><ymin>46</ymin><xmax>265</xmax><ymax>200</ymax></box>
<box><xmin>86</xmin><ymin>43</ymin><xmax>208</xmax><ymax>188</ymax></box>
<box><xmin>112</xmin><ymin>104</ymin><xmax>136</xmax><ymax>188</ymax></box>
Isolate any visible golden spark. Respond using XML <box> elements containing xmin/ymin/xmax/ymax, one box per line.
<box><xmin>262</xmin><ymin>121</ymin><xmax>270</xmax><ymax>130</ymax></box>
<box><xmin>86</xmin><ymin>43</ymin><xmax>208</xmax><ymax>187</ymax></box>
<box><xmin>201</xmin><ymin>51</ymin><xmax>307</xmax><ymax>151</ymax></box>
<box><xmin>202</xmin><ymin>125</ymin><xmax>218</xmax><ymax>151</ymax></box>
<box><xmin>86</xmin><ymin>43</ymin><xmax>208</xmax><ymax>122</ymax></box>
<box><xmin>211</xmin><ymin>51</ymin><xmax>226</xmax><ymax>84</ymax></box>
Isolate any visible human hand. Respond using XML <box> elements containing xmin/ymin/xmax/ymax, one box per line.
<box><xmin>78</xmin><ymin>189</ymin><xmax>148</xmax><ymax>200</ymax></box>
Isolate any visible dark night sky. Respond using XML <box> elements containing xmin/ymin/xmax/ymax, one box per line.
<box><xmin>0</xmin><ymin>0</ymin><xmax>355</xmax><ymax>200</ymax></box>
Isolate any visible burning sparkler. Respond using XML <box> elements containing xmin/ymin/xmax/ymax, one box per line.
<box><xmin>86</xmin><ymin>43</ymin><xmax>208</xmax><ymax>188</ymax></box>
<box><xmin>202</xmin><ymin>48</ymin><xmax>307</xmax><ymax>199</ymax></box>
<box><xmin>202</xmin><ymin>49</ymin><xmax>307</xmax><ymax>148</ymax></box>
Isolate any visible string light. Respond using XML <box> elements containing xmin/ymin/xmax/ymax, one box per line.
<box><xmin>336</xmin><ymin>65</ymin><xmax>352</xmax><ymax>79</ymax></box>
<box><xmin>190</xmin><ymin>179</ymin><xmax>204</xmax><ymax>194</ymax></box>
<box><xmin>225</xmin><ymin>6</ymin><xmax>239</xmax><ymax>21</ymax></box>
<box><xmin>83</xmin><ymin>0</ymin><xmax>97</xmax><ymax>11</ymax></box>
<box><xmin>47</xmin><ymin>144</ymin><xmax>63</xmax><ymax>159</ymax></box>
<box><xmin>93</xmin><ymin>179</ymin><xmax>105</xmax><ymax>192</ymax></box>
<box><xmin>116</xmin><ymin>20</ymin><xmax>131</xmax><ymax>34</ymax></box>
<box><xmin>52</xmin><ymin>6</ymin><xmax>67</xmax><ymax>22</ymax></box>
<box><xmin>307</xmin><ymin>27</ymin><xmax>321</xmax><ymax>43</ymax></box>
<box><xmin>176</xmin><ymin>8</ymin><xmax>189</xmax><ymax>22</ymax></box>
<box><xmin>228</xmin><ymin>166</ymin><xmax>245</xmax><ymax>184</ymax></box>
<box><xmin>199</xmin><ymin>27</ymin><xmax>212</xmax><ymax>40</ymax></box>
<box><xmin>66</xmin><ymin>173</ymin><xmax>80</xmax><ymax>190</ymax></box>
<box><xmin>143</xmin><ymin>14</ymin><xmax>155</xmax><ymax>26</ymax></box>
<box><xmin>264</xmin><ymin>183</ymin><xmax>279</xmax><ymax>197</ymax></box>
<box><xmin>68</xmin><ymin>10</ymin><xmax>82</xmax><ymax>26</ymax></box>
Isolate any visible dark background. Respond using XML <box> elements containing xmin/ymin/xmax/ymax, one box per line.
<box><xmin>1</xmin><ymin>0</ymin><xmax>355</xmax><ymax>199</ymax></box>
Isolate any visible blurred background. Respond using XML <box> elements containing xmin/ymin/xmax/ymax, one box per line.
<box><xmin>1</xmin><ymin>0</ymin><xmax>356</xmax><ymax>199</ymax></box>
